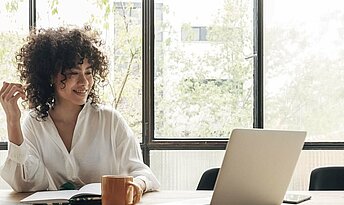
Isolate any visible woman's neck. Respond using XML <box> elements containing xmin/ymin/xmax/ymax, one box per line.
<box><xmin>49</xmin><ymin>102</ymin><xmax>84</xmax><ymax>123</ymax></box>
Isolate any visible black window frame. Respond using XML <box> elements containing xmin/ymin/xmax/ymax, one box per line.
<box><xmin>1</xmin><ymin>0</ymin><xmax>344</xmax><ymax>166</ymax></box>
<box><xmin>141</xmin><ymin>0</ymin><xmax>344</xmax><ymax>166</ymax></box>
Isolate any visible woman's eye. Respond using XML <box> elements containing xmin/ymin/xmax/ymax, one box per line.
<box><xmin>66</xmin><ymin>72</ymin><xmax>78</xmax><ymax>78</ymax></box>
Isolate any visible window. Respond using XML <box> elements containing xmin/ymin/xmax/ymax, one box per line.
<box><xmin>0</xmin><ymin>0</ymin><xmax>29</xmax><ymax>189</ymax></box>
<box><xmin>264</xmin><ymin>0</ymin><xmax>344</xmax><ymax>141</ymax></box>
<box><xmin>36</xmin><ymin>0</ymin><xmax>143</xmax><ymax>140</ymax></box>
<box><xmin>154</xmin><ymin>0</ymin><xmax>254</xmax><ymax>138</ymax></box>
<box><xmin>0</xmin><ymin>0</ymin><xmax>29</xmax><ymax>142</ymax></box>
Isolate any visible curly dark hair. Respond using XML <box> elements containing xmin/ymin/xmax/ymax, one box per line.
<box><xmin>16</xmin><ymin>26</ymin><xmax>109</xmax><ymax>120</ymax></box>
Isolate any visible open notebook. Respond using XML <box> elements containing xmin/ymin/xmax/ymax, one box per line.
<box><xmin>20</xmin><ymin>183</ymin><xmax>101</xmax><ymax>204</ymax></box>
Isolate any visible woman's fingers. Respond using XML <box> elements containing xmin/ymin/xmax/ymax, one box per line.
<box><xmin>0</xmin><ymin>82</ymin><xmax>9</xmax><ymax>94</ymax></box>
<box><xmin>6</xmin><ymin>85</ymin><xmax>24</xmax><ymax>101</ymax></box>
<box><xmin>0</xmin><ymin>82</ymin><xmax>27</xmax><ymax>102</ymax></box>
<box><xmin>0</xmin><ymin>82</ymin><xmax>11</xmax><ymax>97</ymax></box>
<box><xmin>13</xmin><ymin>92</ymin><xmax>25</xmax><ymax>101</ymax></box>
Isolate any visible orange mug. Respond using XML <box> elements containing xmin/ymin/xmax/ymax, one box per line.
<box><xmin>101</xmin><ymin>175</ymin><xmax>141</xmax><ymax>205</ymax></box>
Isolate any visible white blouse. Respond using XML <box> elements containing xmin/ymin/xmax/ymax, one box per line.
<box><xmin>0</xmin><ymin>102</ymin><xmax>160</xmax><ymax>192</ymax></box>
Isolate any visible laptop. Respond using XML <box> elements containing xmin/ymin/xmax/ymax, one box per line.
<box><xmin>210</xmin><ymin>128</ymin><xmax>307</xmax><ymax>205</ymax></box>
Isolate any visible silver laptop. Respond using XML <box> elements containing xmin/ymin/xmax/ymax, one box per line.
<box><xmin>210</xmin><ymin>128</ymin><xmax>306</xmax><ymax>205</ymax></box>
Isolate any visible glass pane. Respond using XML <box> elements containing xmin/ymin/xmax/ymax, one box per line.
<box><xmin>264</xmin><ymin>0</ymin><xmax>344</xmax><ymax>141</ymax></box>
<box><xmin>154</xmin><ymin>0</ymin><xmax>254</xmax><ymax>138</ymax></box>
<box><xmin>0</xmin><ymin>0</ymin><xmax>29</xmax><ymax>142</ymax></box>
<box><xmin>150</xmin><ymin>150</ymin><xmax>344</xmax><ymax>191</ymax></box>
<box><xmin>36</xmin><ymin>0</ymin><xmax>142</xmax><ymax>141</ymax></box>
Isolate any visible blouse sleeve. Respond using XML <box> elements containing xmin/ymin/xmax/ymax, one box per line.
<box><xmin>0</xmin><ymin>116</ymin><xmax>49</xmax><ymax>192</ymax></box>
<box><xmin>111</xmin><ymin>110</ymin><xmax>160</xmax><ymax>192</ymax></box>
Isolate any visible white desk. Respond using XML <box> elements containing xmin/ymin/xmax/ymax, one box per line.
<box><xmin>1</xmin><ymin>190</ymin><xmax>343</xmax><ymax>204</ymax></box>
<box><xmin>139</xmin><ymin>191</ymin><xmax>344</xmax><ymax>204</ymax></box>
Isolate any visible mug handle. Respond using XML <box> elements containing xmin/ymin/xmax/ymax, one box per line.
<box><xmin>127</xmin><ymin>181</ymin><xmax>142</xmax><ymax>205</ymax></box>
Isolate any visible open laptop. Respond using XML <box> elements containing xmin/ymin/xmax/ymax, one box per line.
<box><xmin>209</xmin><ymin>128</ymin><xmax>307</xmax><ymax>205</ymax></box>
<box><xmin>161</xmin><ymin>129</ymin><xmax>307</xmax><ymax>205</ymax></box>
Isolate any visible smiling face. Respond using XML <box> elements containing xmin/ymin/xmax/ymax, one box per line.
<box><xmin>53</xmin><ymin>58</ymin><xmax>94</xmax><ymax>107</ymax></box>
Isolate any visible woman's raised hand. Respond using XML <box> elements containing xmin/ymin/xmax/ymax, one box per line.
<box><xmin>0</xmin><ymin>82</ymin><xmax>27</xmax><ymax>122</ymax></box>
<box><xmin>0</xmin><ymin>82</ymin><xmax>27</xmax><ymax>145</ymax></box>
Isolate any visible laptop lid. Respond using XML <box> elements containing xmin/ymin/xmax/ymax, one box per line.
<box><xmin>211</xmin><ymin>128</ymin><xmax>306</xmax><ymax>205</ymax></box>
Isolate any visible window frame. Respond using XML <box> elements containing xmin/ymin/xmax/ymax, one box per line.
<box><xmin>141</xmin><ymin>0</ymin><xmax>344</xmax><ymax>166</ymax></box>
<box><xmin>0</xmin><ymin>0</ymin><xmax>343</xmax><ymax>166</ymax></box>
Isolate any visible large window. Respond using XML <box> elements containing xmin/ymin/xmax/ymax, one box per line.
<box><xmin>0</xmin><ymin>0</ymin><xmax>29</xmax><ymax>189</ymax></box>
<box><xmin>154</xmin><ymin>0</ymin><xmax>254</xmax><ymax>138</ymax></box>
<box><xmin>0</xmin><ymin>0</ymin><xmax>28</xmax><ymax>142</ymax></box>
<box><xmin>1</xmin><ymin>0</ymin><xmax>344</xmax><ymax>191</ymax></box>
<box><xmin>36</xmin><ymin>0</ymin><xmax>143</xmax><ymax>140</ymax></box>
<box><xmin>264</xmin><ymin>0</ymin><xmax>344</xmax><ymax>141</ymax></box>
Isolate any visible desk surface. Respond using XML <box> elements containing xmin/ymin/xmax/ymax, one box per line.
<box><xmin>0</xmin><ymin>190</ymin><xmax>344</xmax><ymax>205</ymax></box>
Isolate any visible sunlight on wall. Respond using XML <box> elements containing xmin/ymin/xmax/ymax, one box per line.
<box><xmin>150</xmin><ymin>150</ymin><xmax>344</xmax><ymax>191</ymax></box>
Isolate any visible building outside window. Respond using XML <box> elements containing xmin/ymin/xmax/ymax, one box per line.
<box><xmin>181</xmin><ymin>26</ymin><xmax>208</xmax><ymax>41</ymax></box>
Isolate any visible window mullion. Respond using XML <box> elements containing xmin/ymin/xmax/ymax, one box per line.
<box><xmin>142</xmin><ymin>0</ymin><xmax>155</xmax><ymax>165</ymax></box>
<box><xmin>253</xmin><ymin>0</ymin><xmax>264</xmax><ymax>128</ymax></box>
<box><xmin>29</xmin><ymin>0</ymin><xmax>36</xmax><ymax>30</ymax></box>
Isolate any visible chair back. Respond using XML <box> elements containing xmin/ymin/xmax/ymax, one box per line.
<box><xmin>196</xmin><ymin>168</ymin><xmax>220</xmax><ymax>190</ymax></box>
<box><xmin>309</xmin><ymin>166</ymin><xmax>344</xmax><ymax>190</ymax></box>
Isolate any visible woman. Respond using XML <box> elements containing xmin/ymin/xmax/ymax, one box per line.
<box><xmin>0</xmin><ymin>26</ymin><xmax>160</xmax><ymax>194</ymax></box>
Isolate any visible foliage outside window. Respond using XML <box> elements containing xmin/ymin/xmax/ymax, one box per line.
<box><xmin>2</xmin><ymin>0</ymin><xmax>344</xmax><ymax>143</ymax></box>
<box><xmin>1</xmin><ymin>0</ymin><xmax>254</xmax><ymax>140</ymax></box>
<box><xmin>154</xmin><ymin>0</ymin><xmax>253</xmax><ymax>138</ymax></box>
<box><xmin>0</xmin><ymin>0</ymin><xmax>28</xmax><ymax>142</ymax></box>
<box><xmin>1</xmin><ymin>0</ymin><xmax>144</xmax><ymax>141</ymax></box>
<box><xmin>264</xmin><ymin>0</ymin><xmax>344</xmax><ymax>141</ymax></box>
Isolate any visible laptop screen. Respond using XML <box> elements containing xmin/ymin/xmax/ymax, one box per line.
<box><xmin>211</xmin><ymin>129</ymin><xmax>306</xmax><ymax>205</ymax></box>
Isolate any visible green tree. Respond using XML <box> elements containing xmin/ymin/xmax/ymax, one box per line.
<box><xmin>155</xmin><ymin>0</ymin><xmax>253</xmax><ymax>137</ymax></box>
<box><xmin>0</xmin><ymin>0</ymin><xmax>27</xmax><ymax>141</ymax></box>
<box><xmin>264</xmin><ymin>10</ymin><xmax>344</xmax><ymax>140</ymax></box>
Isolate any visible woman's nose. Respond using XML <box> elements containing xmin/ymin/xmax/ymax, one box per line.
<box><xmin>78</xmin><ymin>73</ymin><xmax>88</xmax><ymax>85</ymax></box>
